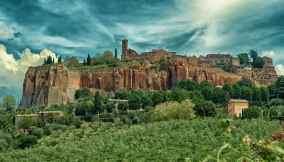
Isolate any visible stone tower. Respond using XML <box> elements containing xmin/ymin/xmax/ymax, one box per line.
<box><xmin>121</xmin><ymin>39</ymin><xmax>128</xmax><ymax>60</ymax></box>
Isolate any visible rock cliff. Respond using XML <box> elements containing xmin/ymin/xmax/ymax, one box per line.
<box><xmin>20</xmin><ymin>64</ymin><xmax>242</xmax><ymax>108</ymax></box>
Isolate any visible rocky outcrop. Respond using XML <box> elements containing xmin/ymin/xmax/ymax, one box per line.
<box><xmin>21</xmin><ymin>64</ymin><xmax>72</xmax><ymax>107</ymax></box>
<box><xmin>20</xmin><ymin>63</ymin><xmax>242</xmax><ymax>108</ymax></box>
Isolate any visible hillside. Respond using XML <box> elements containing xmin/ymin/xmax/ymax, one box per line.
<box><xmin>0</xmin><ymin>119</ymin><xmax>281</xmax><ymax>161</ymax></box>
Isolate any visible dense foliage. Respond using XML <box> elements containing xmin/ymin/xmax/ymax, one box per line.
<box><xmin>0</xmin><ymin>119</ymin><xmax>281</xmax><ymax>161</ymax></box>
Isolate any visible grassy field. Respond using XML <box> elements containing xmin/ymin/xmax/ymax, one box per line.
<box><xmin>0</xmin><ymin>118</ymin><xmax>281</xmax><ymax>162</ymax></box>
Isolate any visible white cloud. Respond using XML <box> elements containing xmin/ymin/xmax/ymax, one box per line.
<box><xmin>0</xmin><ymin>44</ymin><xmax>57</xmax><ymax>89</ymax></box>
<box><xmin>260</xmin><ymin>50</ymin><xmax>284</xmax><ymax>64</ymax></box>
<box><xmin>276</xmin><ymin>64</ymin><xmax>284</xmax><ymax>76</ymax></box>
<box><xmin>260</xmin><ymin>50</ymin><xmax>284</xmax><ymax>76</ymax></box>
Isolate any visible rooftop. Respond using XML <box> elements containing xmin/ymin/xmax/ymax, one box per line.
<box><xmin>229</xmin><ymin>99</ymin><xmax>249</xmax><ymax>103</ymax></box>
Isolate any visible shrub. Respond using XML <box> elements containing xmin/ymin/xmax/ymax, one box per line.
<box><xmin>149</xmin><ymin>100</ymin><xmax>195</xmax><ymax>122</ymax></box>
<box><xmin>15</xmin><ymin>134</ymin><xmax>38</xmax><ymax>149</ymax></box>
<box><xmin>269</xmin><ymin>98</ymin><xmax>284</xmax><ymax>106</ymax></box>
<box><xmin>241</xmin><ymin>106</ymin><xmax>261</xmax><ymax>119</ymax></box>
<box><xmin>63</xmin><ymin>114</ymin><xmax>81</xmax><ymax>128</ymax></box>
<box><xmin>269</xmin><ymin>106</ymin><xmax>284</xmax><ymax>119</ymax></box>
<box><xmin>194</xmin><ymin>100</ymin><xmax>216</xmax><ymax>117</ymax></box>
<box><xmin>17</xmin><ymin>117</ymin><xmax>37</xmax><ymax>129</ymax></box>
<box><xmin>0</xmin><ymin>131</ymin><xmax>12</xmax><ymax>151</ymax></box>
<box><xmin>30</xmin><ymin>127</ymin><xmax>44</xmax><ymax>139</ymax></box>
<box><xmin>151</xmin><ymin>91</ymin><xmax>165</xmax><ymax>106</ymax></box>
<box><xmin>75</xmin><ymin>88</ymin><xmax>92</xmax><ymax>99</ymax></box>
<box><xmin>46</xmin><ymin>124</ymin><xmax>68</xmax><ymax>133</ymax></box>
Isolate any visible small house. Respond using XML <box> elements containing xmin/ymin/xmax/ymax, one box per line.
<box><xmin>228</xmin><ymin>99</ymin><xmax>249</xmax><ymax>117</ymax></box>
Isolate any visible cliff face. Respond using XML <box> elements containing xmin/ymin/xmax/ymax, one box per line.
<box><xmin>21</xmin><ymin>64</ymin><xmax>72</xmax><ymax>107</ymax></box>
<box><xmin>20</xmin><ymin>64</ymin><xmax>242</xmax><ymax>108</ymax></box>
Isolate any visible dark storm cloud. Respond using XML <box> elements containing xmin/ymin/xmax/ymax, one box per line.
<box><xmin>0</xmin><ymin>0</ymin><xmax>283</xmax><ymax>57</ymax></box>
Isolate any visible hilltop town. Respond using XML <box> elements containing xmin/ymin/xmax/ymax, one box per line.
<box><xmin>2</xmin><ymin>40</ymin><xmax>284</xmax><ymax>162</ymax></box>
<box><xmin>20</xmin><ymin>39</ymin><xmax>278</xmax><ymax>108</ymax></box>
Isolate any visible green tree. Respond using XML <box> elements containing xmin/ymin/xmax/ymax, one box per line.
<box><xmin>170</xmin><ymin>89</ymin><xmax>190</xmax><ymax>102</ymax></box>
<box><xmin>75</xmin><ymin>88</ymin><xmax>92</xmax><ymax>99</ymax></box>
<box><xmin>140</xmin><ymin>92</ymin><xmax>153</xmax><ymax>108</ymax></box>
<box><xmin>249</xmin><ymin>50</ymin><xmax>258</xmax><ymax>61</ymax></box>
<box><xmin>252</xmin><ymin>57</ymin><xmax>265</xmax><ymax>68</ymax></box>
<box><xmin>200</xmin><ymin>81</ymin><xmax>214</xmax><ymax>100</ymax></box>
<box><xmin>152</xmin><ymin>92</ymin><xmax>165</xmax><ymax>106</ymax></box>
<box><xmin>237</xmin><ymin>79</ymin><xmax>253</xmax><ymax>87</ymax></box>
<box><xmin>241</xmin><ymin>86</ymin><xmax>253</xmax><ymax>102</ymax></box>
<box><xmin>238</xmin><ymin>53</ymin><xmax>249</xmax><ymax>65</ymax></box>
<box><xmin>115</xmin><ymin>90</ymin><xmax>129</xmax><ymax>100</ymax></box>
<box><xmin>223</xmin><ymin>83</ymin><xmax>233</xmax><ymax>97</ymax></box>
<box><xmin>93</xmin><ymin>91</ymin><xmax>103</xmax><ymax>114</ymax></box>
<box><xmin>194</xmin><ymin>100</ymin><xmax>216</xmax><ymax>117</ymax></box>
<box><xmin>252</xmin><ymin>87</ymin><xmax>262</xmax><ymax>105</ymax></box>
<box><xmin>92</xmin><ymin>51</ymin><xmax>117</xmax><ymax>66</ymax></box>
<box><xmin>212</xmin><ymin>87</ymin><xmax>228</xmax><ymax>105</ymax></box>
<box><xmin>232</xmin><ymin>84</ymin><xmax>242</xmax><ymax>99</ymax></box>
<box><xmin>128</xmin><ymin>91</ymin><xmax>142</xmax><ymax>110</ymax></box>
<box><xmin>58</xmin><ymin>56</ymin><xmax>62</xmax><ymax>64</ymax></box>
<box><xmin>260</xmin><ymin>87</ymin><xmax>270</xmax><ymax>104</ymax></box>
<box><xmin>176</xmin><ymin>80</ymin><xmax>198</xmax><ymax>91</ymax></box>
<box><xmin>241</xmin><ymin>107</ymin><xmax>261</xmax><ymax>119</ymax></box>
<box><xmin>65</xmin><ymin>57</ymin><xmax>80</xmax><ymax>67</ymax></box>
<box><xmin>75</xmin><ymin>99</ymin><xmax>94</xmax><ymax>117</ymax></box>
<box><xmin>0</xmin><ymin>111</ymin><xmax>15</xmax><ymax>132</ymax></box>
<box><xmin>44</xmin><ymin>56</ymin><xmax>54</xmax><ymax>65</ymax></box>
<box><xmin>2</xmin><ymin>96</ymin><xmax>16</xmax><ymax>112</ymax></box>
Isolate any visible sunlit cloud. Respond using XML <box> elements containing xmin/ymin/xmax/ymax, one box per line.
<box><xmin>0</xmin><ymin>44</ymin><xmax>57</xmax><ymax>88</ymax></box>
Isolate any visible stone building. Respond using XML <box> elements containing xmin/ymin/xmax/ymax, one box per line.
<box><xmin>232</xmin><ymin>58</ymin><xmax>240</xmax><ymax>68</ymax></box>
<box><xmin>206</xmin><ymin>54</ymin><xmax>232</xmax><ymax>66</ymax></box>
<box><xmin>263</xmin><ymin>56</ymin><xmax>273</xmax><ymax>67</ymax></box>
<box><xmin>227</xmin><ymin>99</ymin><xmax>249</xmax><ymax>117</ymax></box>
<box><xmin>121</xmin><ymin>39</ymin><xmax>176</xmax><ymax>62</ymax></box>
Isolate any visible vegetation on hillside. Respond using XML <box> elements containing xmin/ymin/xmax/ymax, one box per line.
<box><xmin>0</xmin><ymin>119</ymin><xmax>282</xmax><ymax>161</ymax></box>
<box><xmin>1</xmin><ymin>76</ymin><xmax>284</xmax><ymax>161</ymax></box>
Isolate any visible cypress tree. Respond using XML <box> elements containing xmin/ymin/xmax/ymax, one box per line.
<box><xmin>87</xmin><ymin>54</ymin><xmax>91</xmax><ymax>65</ymax></box>
<box><xmin>114</xmin><ymin>48</ymin><xmax>118</xmax><ymax>59</ymax></box>
<box><xmin>93</xmin><ymin>91</ymin><xmax>103</xmax><ymax>114</ymax></box>
<box><xmin>58</xmin><ymin>56</ymin><xmax>62</xmax><ymax>64</ymax></box>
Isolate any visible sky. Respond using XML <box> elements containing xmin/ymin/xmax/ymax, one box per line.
<box><xmin>0</xmin><ymin>0</ymin><xmax>284</xmax><ymax>101</ymax></box>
